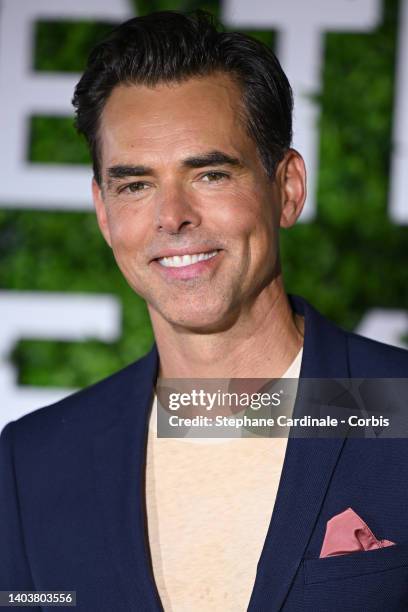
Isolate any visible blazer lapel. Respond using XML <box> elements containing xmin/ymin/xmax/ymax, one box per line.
<box><xmin>93</xmin><ymin>345</ymin><xmax>163</xmax><ymax>611</ymax></box>
<box><xmin>248</xmin><ymin>295</ymin><xmax>351</xmax><ymax>611</ymax></box>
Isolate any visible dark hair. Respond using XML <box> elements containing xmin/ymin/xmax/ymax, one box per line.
<box><xmin>72</xmin><ymin>10</ymin><xmax>293</xmax><ymax>185</ymax></box>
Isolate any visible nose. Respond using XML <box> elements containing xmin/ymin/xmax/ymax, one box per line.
<box><xmin>155</xmin><ymin>184</ymin><xmax>201</xmax><ymax>234</ymax></box>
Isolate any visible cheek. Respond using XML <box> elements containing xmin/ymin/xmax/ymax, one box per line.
<box><xmin>240</xmin><ymin>203</ymin><xmax>279</xmax><ymax>267</ymax></box>
<box><xmin>110</xmin><ymin>224</ymin><xmax>134</xmax><ymax>251</ymax></box>
<box><xmin>220</xmin><ymin>193</ymin><xmax>276</xmax><ymax>249</ymax></box>
<box><xmin>106</xmin><ymin>208</ymin><xmax>148</xmax><ymax>255</ymax></box>
<box><xmin>209</xmin><ymin>190</ymin><xmax>261</xmax><ymax>235</ymax></box>
<box><xmin>105</xmin><ymin>216</ymin><xmax>152</xmax><ymax>285</ymax></box>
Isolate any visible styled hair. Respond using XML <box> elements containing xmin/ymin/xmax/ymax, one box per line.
<box><xmin>72</xmin><ymin>10</ymin><xmax>293</xmax><ymax>185</ymax></box>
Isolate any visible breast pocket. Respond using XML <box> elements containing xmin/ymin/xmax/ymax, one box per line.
<box><xmin>302</xmin><ymin>543</ymin><xmax>408</xmax><ymax>612</ymax></box>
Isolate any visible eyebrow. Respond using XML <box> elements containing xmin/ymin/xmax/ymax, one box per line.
<box><xmin>106</xmin><ymin>150</ymin><xmax>243</xmax><ymax>186</ymax></box>
<box><xmin>182</xmin><ymin>151</ymin><xmax>243</xmax><ymax>169</ymax></box>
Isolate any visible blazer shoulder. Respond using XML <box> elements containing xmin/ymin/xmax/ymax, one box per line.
<box><xmin>290</xmin><ymin>294</ymin><xmax>408</xmax><ymax>377</ymax></box>
<box><xmin>344</xmin><ymin>329</ymin><xmax>408</xmax><ymax>376</ymax></box>
<box><xmin>4</xmin><ymin>345</ymin><xmax>157</xmax><ymax>442</ymax></box>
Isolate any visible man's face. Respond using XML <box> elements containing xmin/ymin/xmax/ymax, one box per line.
<box><xmin>94</xmin><ymin>73</ymin><xmax>286</xmax><ymax>332</ymax></box>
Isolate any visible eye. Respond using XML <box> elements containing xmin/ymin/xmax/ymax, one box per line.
<box><xmin>119</xmin><ymin>181</ymin><xmax>150</xmax><ymax>194</ymax></box>
<box><xmin>201</xmin><ymin>171</ymin><xmax>229</xmax><ymax>183</ymax></box>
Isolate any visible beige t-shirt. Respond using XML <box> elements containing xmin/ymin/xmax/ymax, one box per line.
<box><xmin>145</xmin><ymin>349</ymin><xmax>303</xmax><ymax>612</ymax></box>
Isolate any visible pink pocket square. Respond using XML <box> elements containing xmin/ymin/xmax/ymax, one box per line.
<box><xmin>319</xmin><ymin>507</ymin><xmax>395</xmax><ymax>558</ymax></box>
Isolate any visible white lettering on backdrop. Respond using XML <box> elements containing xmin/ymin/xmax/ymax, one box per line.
<box><xmin>0</xmin><ymin>0</ymin><xmax>133</xmax><ymax>209</ymax></box>
<box><xmin>223</xmin><ymin>0</ymin><xmax>382</xmax><ymax>220</ymax></box>
<box><xmin>0</xmin><ymin>292</ymin><xmax>120</xmax><ymax>432</ymax></box>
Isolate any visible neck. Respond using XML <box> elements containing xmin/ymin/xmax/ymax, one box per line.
<box><xmin>149</xmin><ymin>277</ymin><xmax>304</xmax><ymax>379</ymax></box>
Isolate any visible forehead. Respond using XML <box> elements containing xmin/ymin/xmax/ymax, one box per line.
<box><xmin>98</xmin><ymin>73</ymin><xmax>253</xmax><ymax>167</ymax></box>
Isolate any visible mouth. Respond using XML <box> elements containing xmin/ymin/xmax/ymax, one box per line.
<box><xmin>151</xmin><ymin>248</ymin><xmax>223</xmax><ymax>280</ymax></box>
<box><xmin>156</xmin><ymin>250</ymin><xmax>220</xmax><ymax>268</ymax></box>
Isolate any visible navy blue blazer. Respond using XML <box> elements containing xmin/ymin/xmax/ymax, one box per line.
<box><xmin>1</xmin><ymin>295</ymin><xmax>408</xmax><ymax>611</ymax></box>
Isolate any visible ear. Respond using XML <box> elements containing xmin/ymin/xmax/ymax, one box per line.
<box><xmin>276</xmin><ymin>149</ymin><xmax>307</xmax><ymax>228</ymax></box>
<box><xmin>92</xmin><ymin>178</ymin><xmax>112</xmax><ymax>247</ymax></box>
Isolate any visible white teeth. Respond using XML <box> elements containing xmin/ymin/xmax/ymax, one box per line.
<box><xmin>158</xmin><ymin>250</ymin><xmax>219</xmax><ymax>268</ymax></box>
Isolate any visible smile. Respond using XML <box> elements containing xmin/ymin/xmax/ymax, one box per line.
<box><xmin>157</xmin><ymin>250</ymin><xmax>219</xmax><ymax>268</ymax></box>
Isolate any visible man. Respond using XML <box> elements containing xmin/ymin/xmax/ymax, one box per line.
<box><xmin>1</xmin><ymin>10</ymin><xmax>408</xmax><ymax>612</ymax></box>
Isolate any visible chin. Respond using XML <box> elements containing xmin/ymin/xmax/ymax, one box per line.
<box><xmin>160</xmin><ymin>303</ymin><xmax>238</xmax><ymax>333</ymax></box>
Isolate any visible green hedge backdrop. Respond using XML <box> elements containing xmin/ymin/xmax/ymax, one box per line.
<box><xmin>0</xmin><ymin>0</ymin><xmax>406</xmax><ymax>389</ymax></box>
